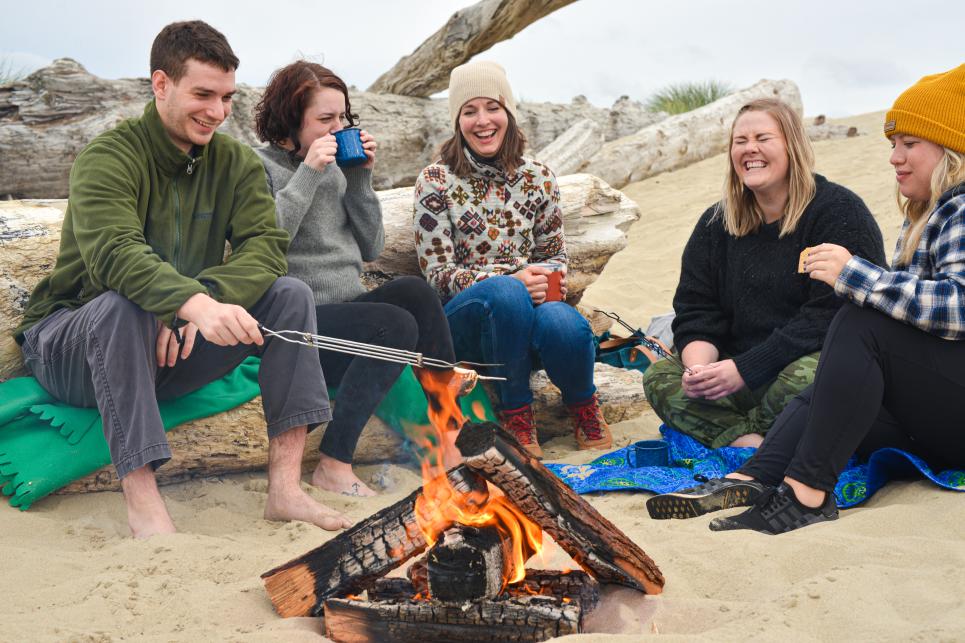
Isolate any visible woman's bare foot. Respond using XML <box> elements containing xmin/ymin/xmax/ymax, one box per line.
<box><xmin>729</xmin><ymin>433</ymin><xmax>764</xmax><ymax>448</ymax></box>
<box><xmin>121</xmin><ymin>466</ymin><xmax>177</xmax><ymax>539</ymax></box>
<box><xmin>725</xmin><ymin>471</ymin><xmax>756</xmax><ymax>481</ymax></box>
<box><xmin>784</xmin><ymin>476</ymin><xmax>826</xmax><ymax>509</ymax></box>
<box><xmin>312</xmin><ymin>454</ymin><xmax>377</xmax><ymax>497</ymax></box>
<box><xmin>264</xmin><ymin>486</ymin><xmax>353</xmax><ymax>530</ymax></box>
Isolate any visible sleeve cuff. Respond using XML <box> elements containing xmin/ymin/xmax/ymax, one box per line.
<box><xmin>342</xmin><ymin>166</ymin><xmax>374</xmax><ymax>192</ymax></box>
<box><xmin>835</xmin><ymin>256</ymin><xmax>884</xmax><ymax>305</ymax></box>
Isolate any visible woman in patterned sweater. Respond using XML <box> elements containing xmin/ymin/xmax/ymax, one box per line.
<box><xmin>413</xmin><ymin>61</ymin><xmax>610</xmax><ymax>458</ymax></box>
<box><xmin>647</xmin><ymin>64</ymin><xmax>965</xmax><ymax>534</ymax></box>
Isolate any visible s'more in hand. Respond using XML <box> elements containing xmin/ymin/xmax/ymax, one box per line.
<box><xmin>798</xmin><ymin>247</ymin><xmax>813</xmax><ymax>273</ymax></box>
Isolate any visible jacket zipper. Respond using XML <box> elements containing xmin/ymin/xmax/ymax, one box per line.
<box><xmin>172</xmin><ymin>176</ymin><xmax>182</xmax><ymax>272</ymax></box>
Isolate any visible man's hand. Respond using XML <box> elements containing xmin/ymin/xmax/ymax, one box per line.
<box><xmin>682</xmin><ymin>359</ymin><xmax>746</xmax><ymax>400</ymax></box>
<box><xmin>156</xmin><ymin>321</ymin><xmax>199</xmax><ymax>367</ymax></box>
<box><xmin>177</xmin><ymin>293</ymin><xmax>263</xmax><ymax>347</ymax></box>
<box><xmin>512</xmin><ymin>266</ymin><xmax>549</xmax><ymax>305</ymax></box>
<box><xmin>805</xmin><ymin>243</ymin><xmax>852</xmax><ymax>287</ymax></box>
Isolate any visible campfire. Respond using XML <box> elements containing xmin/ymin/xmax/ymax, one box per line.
<box><xmin>261</xmin><ymin>370</ymin><xmax>665</xmax><ymax>642</ymax></box>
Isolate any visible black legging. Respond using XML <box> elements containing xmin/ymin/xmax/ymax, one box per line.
<box><xmin>315</xmin><ymin>276</ymin><xmax>454</xmax><ymax>463</ymax></box>
<box><xmin>739</xmin><ymin>302</ymin><xmax>965</xmax><ymax>491</ymax></box>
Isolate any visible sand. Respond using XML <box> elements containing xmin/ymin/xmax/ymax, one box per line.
<box><xmin>3</xmin><ymin>111</ymin><xmax>963</xmax><ymax>642</ymax></box>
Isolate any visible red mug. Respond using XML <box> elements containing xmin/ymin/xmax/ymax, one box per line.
<box><xmin>530</xmin><ymin>263</ymin><xmax>564</xmax><ymax>302</ymax></box>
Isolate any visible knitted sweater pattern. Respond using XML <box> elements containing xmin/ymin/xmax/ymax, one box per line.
<box><xmin>672</xmin><ymin>175</ymin><xmax>887</xmax><ymax>389</ymax></box>
<box><xmin>413</xmin><ymin>150</ymin><xmax>566</xmax><ymax>301</ymax></box>
<box><xmin>255</xmin><ymin>145</ymin><xmax>384</xmax><ymax>305</ymax></box>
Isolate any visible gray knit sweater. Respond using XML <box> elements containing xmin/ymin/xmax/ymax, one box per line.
<box><xmin>255</xmin><ymin>144</ymin><xmax>384</xmax><ymax>305</ymax></box>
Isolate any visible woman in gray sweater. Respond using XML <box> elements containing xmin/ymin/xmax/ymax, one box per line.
<box><xmin>254</xmin><ymin>61</ymin><xmax>456</xmax><ymax>496</ymax></box>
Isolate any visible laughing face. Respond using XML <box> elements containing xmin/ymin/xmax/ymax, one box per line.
<box><xmin>890</xmin><ymin>134</ymin><xmax>944</xmax><ymax>202</ymax></box>
<box><xmin>153</xmin><ymin>58</ymin><xmax>236</xmax><ymax>153</ymax></box>
<box><xmin>458</xmin><ymin>97</ymin><xmax>509</xmax><ymax>158</ymax></box>
<box><xmin>730</xmin><ymin>110</ymin><xmax>790</xmax><ymax>201</ymax></box>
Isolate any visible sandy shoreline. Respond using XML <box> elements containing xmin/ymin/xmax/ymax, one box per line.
<box><xmin>2</xmin><ymin>110</ymin><xmax>963</xmax><ymax>641</ymax></box>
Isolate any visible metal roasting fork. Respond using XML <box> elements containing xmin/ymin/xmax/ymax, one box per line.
<box><xmin>258</xmin><ymin>325</ymin><xmax>507</xmax><ymax>381</ymax></box>
<box><xmin>592</xmin><ymin>309</ymin><xmax>692</xmax><ymax>375</ymax></box>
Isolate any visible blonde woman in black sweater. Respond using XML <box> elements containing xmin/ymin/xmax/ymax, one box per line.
<box><xmin>642</xmin><ymin>99</ymin><xmax>886</xmax><ymax>449</ymax></box>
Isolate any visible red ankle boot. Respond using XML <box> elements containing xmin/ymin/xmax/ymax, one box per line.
<box><xmin>498</xmin><ymin>404</ymin><xmax>543</xmax><ymax>459</ymax></box>
<box><xmin>567</xmin><ymin>394</ymin><xmax>612</xmax><ymax>450</ymax></box>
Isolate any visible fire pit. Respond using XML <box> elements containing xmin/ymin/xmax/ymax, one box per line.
<box><xmin>261</xmin><ymin>372</ymin><xmax>664</xmax><ymax>642</ymax></box>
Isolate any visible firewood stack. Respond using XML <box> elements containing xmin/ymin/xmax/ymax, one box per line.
<box><xmin>261</xmin><ymin>421</ymin><xmax>665</xmax><ymax>643</ymax></box>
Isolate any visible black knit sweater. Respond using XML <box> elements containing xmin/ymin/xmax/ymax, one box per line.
<box><xmin>671</xmin><ymin>175</ymin><xmax>887</xmax><ymax>390</ymax></box>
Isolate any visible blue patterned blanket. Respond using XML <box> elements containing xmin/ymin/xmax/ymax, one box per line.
<box><xmin>545</xmin><ymin>426</ymin><xmax>965</xmax><ymax>508</ymax></box>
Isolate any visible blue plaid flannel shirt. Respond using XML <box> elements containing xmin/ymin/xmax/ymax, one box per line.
<box><xmin>835</xmin><ymin>186</ymin><xmax>965</xmax><ymax>339</ymax></box>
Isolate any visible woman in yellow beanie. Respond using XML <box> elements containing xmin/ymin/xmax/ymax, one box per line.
<box><xmin>647</xmin><ymin>63</ymin><xmax>965</xmax><ymax>534</ymax></box>
<box><xmin>413</xmin><ymin>61</ymin><xmax>610</xmax><ymax>458</ymax></box>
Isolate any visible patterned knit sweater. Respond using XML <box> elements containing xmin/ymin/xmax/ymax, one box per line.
<box><xmin>255</xmin><ymin>144</ymin><xmax>384</xmax><ymax>305</ymax></box>
<box><xmin>413</xmin><ymin>149</ymin><xmax>566</xmax><ymax>301</ymax></box>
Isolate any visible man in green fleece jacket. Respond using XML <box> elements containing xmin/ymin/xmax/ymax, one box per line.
<box><xmin>14</xmin><ymin>21</ymin><xmax>351</xmax><ymax>538</ymax></box>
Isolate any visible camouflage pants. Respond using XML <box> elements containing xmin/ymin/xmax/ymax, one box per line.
<box><xmin>641</xmin><ymin>352</ymin><xmax>820</xmax><ymax>449</ymax></box>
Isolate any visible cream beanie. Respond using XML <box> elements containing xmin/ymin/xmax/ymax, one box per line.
<box><xmin>447</xmin><ymin>61</ymin><xmax>518</xmax><ymax>129</ymax></box>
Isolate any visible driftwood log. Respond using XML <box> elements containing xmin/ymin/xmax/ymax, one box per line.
<box><xmin>0</xmin><ymin>60</ymin><xmax>663</xmax><ymax>197</ymax></box>
<box><xmin>323</xmin><ymin>593</ymin><xmax>581</xmax><ymax>643</ymax></box>
<box><xmin>426</xmin><ymin>525</ymin><xmax>510</xmax><ymax>602</ymax></box>
<box><xmin>367</xmin><ymin>0</ymin><xmax>577</xmax><ymax>97</ymax></box>
<box><xmin>456</xmin><ymin>421</ymin><xmax>665</xmax><ymax>595</ymax></box>
<box><xmin>260</xmin><ymin>466</ymin><xmax>488</xmax><ymax>618</ymax></box>
<box><xmin>582</xmin><ymin>78</ymin><xmax>804</xmax><ymax>188</ymax></box>
<box><xmin>536</xmin><ymin>118</ymin><xmax>604</xmax><ymax>176</ymax></box>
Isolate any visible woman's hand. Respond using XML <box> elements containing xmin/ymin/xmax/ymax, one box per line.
<box><xmin>512</xmin><ymin>266</ymin><xmax>549</xmax><ymax>305</ymax></box>
<box><xmin>558</xmin><ymin>264</ymin><xmax>568</xmax><ymax>297</ymax></box>
<box><xmin>303</xmin><ymin>134</ymin><xmax>338</xmax><ymax>172</ymax></box>
<box><xmin>682</xmin><ymin>359</ymin><xmax>746</xmax><ymax>400</ymax></box>
<box><xmin>805</xmin><ymin>243</ymin><xmax>852</xmax><ymax>287</ymax></box>
<box><xmin>359</xmin><ymin>129</ymin><xmax>377</xmax><ymax>169</ymax></box>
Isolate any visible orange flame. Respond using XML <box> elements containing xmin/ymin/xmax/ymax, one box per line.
<box><xmin>412</xmin><ymin>367</ymin><xmax>543</xmax><ymax>587</ymax></box>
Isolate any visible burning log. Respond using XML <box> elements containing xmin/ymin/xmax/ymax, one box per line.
<box><xmin>372</xmin><ymin>568</ymin><xmax>600</xmax><ymax>612</ymax></box>
<box><xmin>261</xmin><ymin>465</ymin><xmax>487</xmax><ymax>617</ymax></box>
<box><xmin>426</xmin><ymin>525</ymin><xmax>512</xmax><ymax>602</ymax></box>
<box><xmin>456</xmin><ymin>421</ymin><xmax>665</xmax><ymax>594</ymax></box>
<box><xmin>323</xmin><ymin>594</ymin><xmax>581</xmax><ymax>643</ymax></box>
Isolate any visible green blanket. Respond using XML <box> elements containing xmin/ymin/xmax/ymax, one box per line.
<box><xmin>0</xmin><ymin>359</ymin><xmax>494</xmax><ymax>510</ymax></box>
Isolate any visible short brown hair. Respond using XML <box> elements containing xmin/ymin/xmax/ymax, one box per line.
<box><xmin>254</xmin><ymin>60</ymin><xmax>357</xmax><ymax>154</ymax></box>
<box><xmin>150</xmin><ymin>21</ymin><xmax>239</xmax><ymax>82</ymax></box>
<box><xmin>438</xmin><ymin>109</ymin><xmax>527</xmax><ymax>178</ymax></box>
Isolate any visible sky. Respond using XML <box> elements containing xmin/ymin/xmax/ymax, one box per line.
<box><xmin>2</xmin><ymin>0</ymin><xmax>963</xmax><ymax>117</ymax></box>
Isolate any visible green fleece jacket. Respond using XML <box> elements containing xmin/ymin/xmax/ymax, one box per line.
<box><xmin>15</xmin><ymin>100</ymin><xmax>289</xmax><ymax>342</ymax></box>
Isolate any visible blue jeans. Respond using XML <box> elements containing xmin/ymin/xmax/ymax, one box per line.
<box><xmin>444</xmin><ymin>275</ymin><xmax>596</xmax><ymax>410</ymax></box>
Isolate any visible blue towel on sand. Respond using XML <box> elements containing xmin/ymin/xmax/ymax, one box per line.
<box><xmin>545</xmin><ymin>426</ymin><xmax>965</xmax><ymax>508</ymax></box>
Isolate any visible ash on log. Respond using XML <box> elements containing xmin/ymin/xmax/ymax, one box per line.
<box><xmin>261</xmin><ymin>466</ymin><xmax>487</xmax><ymax>617</ymax></box>
<box><xmin>426</xmin><ymin>525</ymin><xmax>507</xmax><ymax>602</ymax></box>
<box><xmin>455</xmin><ymin>421</ymin><xmax>665</xmax><ymax>594</ymax></box>
<box><xmin>323</xmin><ymin>594</ymin><xmax>581</xmax><ymax>643</ymax></box>
<box><xmin>371</xmin><ymin>568</ymin><xmax>600</xmax><ymax>612</ymax></box>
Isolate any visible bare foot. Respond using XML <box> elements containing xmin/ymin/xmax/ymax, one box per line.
<box><xmin>264</xmin><ymin>486</ymin><xmax>353</xmax><ymax>531</ymax></box>
<box><xmin>312</xmin><ymin>454</ymin><xmax>377</xmax><ymax>497</ymax></box>
<box><xmin>121</xmin><ymin>466</ymin><xmax>177</xmax><ymax>539</ymax></box>
<box><xmin>441</xmin><ymin>430</ymin><xmax>464</xmax><ymax>469</ymax></box>
<box><xmin>729</xmin><ymin>433</ymin><xmax>764</xmax><ymax>448</ymax></box>
<box><xmin>725</xmin><ymin>471</ymin><xmax>756</xmax><ymax>481</ymax></box>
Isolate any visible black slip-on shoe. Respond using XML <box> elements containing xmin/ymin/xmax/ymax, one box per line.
<box><xmin>646</xmin><ymin>474</ymin><xmax>769</xmax><ymax>520</ymax></box>
<box><xmin>708</xmin><ymin>483</ymin><xmax>839</xmax><ymax>535</ymax></box>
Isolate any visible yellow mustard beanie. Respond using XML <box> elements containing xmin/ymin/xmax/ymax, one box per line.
<box><xmin>884</xmin><ymin>63</ymin><xmax>965</xmax><ymax>154</ymax></box>
<box><xmin>448</xmin><ymin>61</ymin><xmax>518</xmax><ymax>130</ymax></box>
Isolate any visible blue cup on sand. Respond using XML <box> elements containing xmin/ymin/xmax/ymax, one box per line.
<box><xmin>334</xmin><ymin>127</ymin><xmax>367</xmax><ymax>168</ymax></box>
<box><xmin>628</xmin><ymin>439</ymin><xmax>670</xmax><ymax>467</ymax></box>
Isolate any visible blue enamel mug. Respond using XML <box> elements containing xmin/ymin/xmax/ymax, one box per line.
<box><xmin>628</xmin><ymin>439</ymin><xmax>670</xmax><ymax>467</ymax></box>
<box><xmin>334</xmin><ymin>127</ymin><xmax>367</xmax><ymax>168</ymax></box>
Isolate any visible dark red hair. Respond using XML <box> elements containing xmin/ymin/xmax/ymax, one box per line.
<box><xmin>254</xmin><ymin>60</ymin><xmax>357</xmax><ymax>154</ymax></box>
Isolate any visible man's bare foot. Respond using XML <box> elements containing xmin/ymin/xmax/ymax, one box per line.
<box><xmin>441</xmin><ymin>430</ymin><xmax>463</xmax><ymax>469</ymax></box>
<box><xmin>729</xmin><ymin>433</ymin><xmax>764</xmax><ymax>448</ymax></box>
<box><xmin>121</xmin><ymin>466</ymin><xmax>177</xmax><ymax>539</ymax></box>
<box><xmin>312</xmin><ymin>454</ymin><xmax>377</xmax><ymax>497</ymax></box>
<box><xmin>264</xmin><ymin>486</ymin><xmax>353</xmax><ymax>530</ymax></box>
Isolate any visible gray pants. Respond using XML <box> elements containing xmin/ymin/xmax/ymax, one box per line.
<box><xmin>20</xmin><ymin>277</ymin><xmax>331</xmax><ymax>478</ymax></box>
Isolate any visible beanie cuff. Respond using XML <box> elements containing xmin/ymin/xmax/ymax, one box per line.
<box><xmin>885</xmin><ymin>109</ymin><xmax>965</xmax><ymax>154</ymax></box>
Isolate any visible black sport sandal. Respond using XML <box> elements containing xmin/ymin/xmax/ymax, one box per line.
<box><xmin>708</xmin><ymin>483</ymin><xmax>838</xmax><ymax>534</ymax></box>
<box><xmin>646</xmin><ymin>474</ymin><xmax>769</xmax><ymax>520</ymax></box>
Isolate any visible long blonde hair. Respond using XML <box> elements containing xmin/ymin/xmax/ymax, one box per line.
<box><xmin>718</xmin><ymin>99</ymin><xmax>816</xmax><ymax>238</ymax></box>
<box><xmin>896</xmin><ymin>147</ymin><xmax>965</xmax><ymax>265</ymax></box>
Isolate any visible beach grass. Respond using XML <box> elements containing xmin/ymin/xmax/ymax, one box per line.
<box><xmin>646</xmin><ymin>80</ymin><xmax>734</xmax><ymax>114</ymax></box>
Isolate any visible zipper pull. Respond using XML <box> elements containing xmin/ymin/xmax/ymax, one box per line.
<box><xmin>186</xmin><ymin>159</ymin><xmax>196</xmax><ymax>175</ymax></box>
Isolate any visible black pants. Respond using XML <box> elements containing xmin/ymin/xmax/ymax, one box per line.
<box><xmin>739</xmin><ymin>303</ymin><xmax>965</xmax><ymax>491</ymax></box>
<box><xmin>316</xmin><ymin>276</ymin><xmax>455</xmax><ymax>463</ymax></box>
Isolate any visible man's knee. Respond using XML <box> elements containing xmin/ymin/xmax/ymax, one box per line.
<box><xmin>267</xmin><ymin>276</ymin><xmax>314</xmax><ymax>304</ymax></box>
<box><xmin>91</xmin><ymin>291</ymin><xmax>155</xmax><ymax>337</ymax></box>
